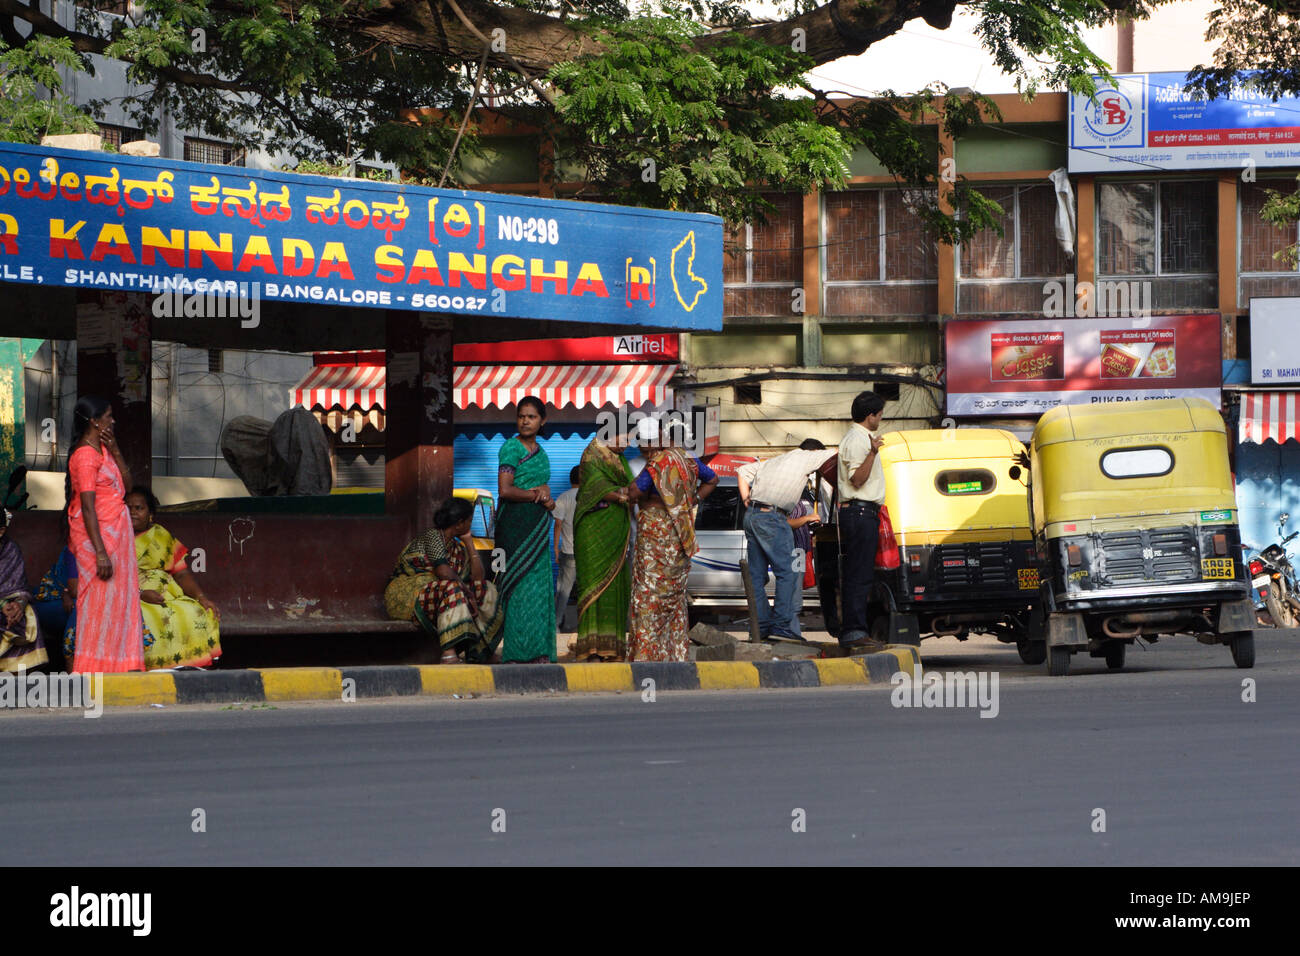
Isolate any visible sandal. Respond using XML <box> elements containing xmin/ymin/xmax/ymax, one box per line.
<box><xmin>440</xmin><ymin>650</ymin><xmax>460</xmax><ymax>665</ymax></box>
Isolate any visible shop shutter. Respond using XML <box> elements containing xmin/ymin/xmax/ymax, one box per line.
<box><xmin>454</xmin><ymin>424</ymin><xmax>597</xmax><ymax>573</ymax></box>
<box><xmin>335</xmin><ymin>446</ymin><xmax>386</xmax><ymax>488</ymax></box>
<box><xmin>453</xmin><ymin>425</ymin><xmax>595</xmax><ymax>499</ymax></box>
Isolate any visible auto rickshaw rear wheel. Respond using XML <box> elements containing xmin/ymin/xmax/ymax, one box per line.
<box><xmin>1017</xmin><ymin>639</ymin><xmax>1046</xmax><ymax>665</ymax></box>
<box><xmin>1047</xmin><ymin>646</ymin><xmax>1071</xmax><ymax>676</ymax></box>
<box><xmin>1229</xmin><ymin>632</ymin><xmax>1255</xmax><ymax>668</ymax></box>
<box><xmin>1104</xmin><ymin>640</ymin><xmax>1125</xmax><ymax>670</ymax></box>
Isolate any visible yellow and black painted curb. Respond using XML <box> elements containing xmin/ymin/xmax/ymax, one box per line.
<box><xmin>84</xmin><ymin>646</ymin><xmax>920</xmax><ymax>708</ymax></box>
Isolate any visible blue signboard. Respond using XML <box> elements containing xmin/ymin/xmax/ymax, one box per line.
<box><xmin>1069</xmin><ymin>72</ymin><xmax>1300</xmax><ymax>172</ymax></box>
<box><xmin>0</xmin><ymin>140</ymin><xmax>723</xmax><ymax>329</ymax></box>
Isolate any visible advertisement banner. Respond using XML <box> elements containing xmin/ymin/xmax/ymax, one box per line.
<box><xmin>0</xmin><ymin>141</ymin><xmax>722</xmax><ymax>328</ymax></box>
<box><xmin>1249</xmin><ymin>297</ymin><xmax>1300</xmax><ymax>384</ymax></box>
<box><xmin>1069</xmin><ymin>72</ymin><xmax>1300</xmax><ymax>172</ymax></box>
<box><xmin>946</xmin><ymin>315</ymin><xmax>1222</xmax><ymax>416</ymax></box>
<box><xmin>453</xmin><ymin>333</ymin><xmax>679</xmax><ymax>364</ymax></box>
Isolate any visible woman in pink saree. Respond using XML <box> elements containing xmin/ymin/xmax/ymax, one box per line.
<box><xmin>66</xmin><ymin>396</ymin><xmax>144</xmax><ymax>673</ymax></box>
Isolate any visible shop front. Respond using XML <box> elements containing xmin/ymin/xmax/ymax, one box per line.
<box><xmin>0</xmin><ymin>138</ymin><xmax>722</xmax><ymax>635</ymax></box>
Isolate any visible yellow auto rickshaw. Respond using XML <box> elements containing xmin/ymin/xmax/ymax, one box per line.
<box><xmin>452</xmin><ymin>488</ymin><xmax>497</xmax><ymax>567</ymax></box>
<box><xmin>868</xmin><ymin>429</ymin><xmax>1039</xmax><ymax>653</ymax></box>
<box><xmin>1026</xmin><ymin>397</ymin><xmax>1255</xmax><ymax>676</ymax></box>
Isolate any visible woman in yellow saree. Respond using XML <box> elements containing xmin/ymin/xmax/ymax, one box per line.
<box><xmin>126</xmin><ymin>488</ymin><xmax>221</xmax><ymax>670</ymax></box>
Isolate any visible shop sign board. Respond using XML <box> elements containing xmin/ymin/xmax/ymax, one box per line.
<box><xmin>946</xmin><ymin>315</ymin><xmax>1222</xmax><ymax>415</ymax></box>
<box><xmin>0</xmin><ymin>141</ymin><xmax>722</xmax><ymax>328</ymax></box>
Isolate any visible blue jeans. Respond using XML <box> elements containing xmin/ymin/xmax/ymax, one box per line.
<box><xmin>743</xmin><ymin>506</ymin><xmax>798</xmax><ymax>639</ymax></box>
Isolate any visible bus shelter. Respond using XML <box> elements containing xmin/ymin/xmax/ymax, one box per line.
<box><xmin>0</xmin><ymin>139</ymin><xmax>722</xmax><ymax>638</ymax></box>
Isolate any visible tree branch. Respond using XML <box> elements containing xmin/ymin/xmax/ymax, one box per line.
<box><xmin>0</xmin><ymin>0</ymin><xmax>262</xmax><ymax>94</ymax></box>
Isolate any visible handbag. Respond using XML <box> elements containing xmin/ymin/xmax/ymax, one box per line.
<box><xmin>803</xmin><ymin>547</ymin><xmax>816</xmax><ymax>588</ymax></box>
<box><xmin>875</xmin><ymin>505</ymin><xmax>900</xmax><ymax>570</ymax></box>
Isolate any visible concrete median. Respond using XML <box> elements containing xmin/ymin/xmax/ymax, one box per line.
<box><xmin>82</xmin><ymin>646</ymin><xmax>920</xmax><ymax>708</ymax></box>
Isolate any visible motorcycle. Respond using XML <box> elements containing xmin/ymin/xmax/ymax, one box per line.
<box><xmin>1249</xmin><ymin>512</ymin><xmax>1300</xmax><ymax>628</ymax></box>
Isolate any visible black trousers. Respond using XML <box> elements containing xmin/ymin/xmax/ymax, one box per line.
<box><xmin>838</xmin><ymin>503</ymin><xmax>880</xmax><ymax>642</ymax></box>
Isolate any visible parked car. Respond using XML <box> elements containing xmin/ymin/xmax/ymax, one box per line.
<box><xmin>688</xmin><ymin>476</ymin><xmax>819</xmax><ymax>619</ymax></box>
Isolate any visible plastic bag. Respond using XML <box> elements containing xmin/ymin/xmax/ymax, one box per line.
<box><xmin>875</xmin><ymin>505</ymin><xmax>900</xmax><ymax>570</ymax></box>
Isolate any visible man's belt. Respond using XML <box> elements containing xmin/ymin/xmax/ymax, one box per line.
<box><xmin>839</xmin><ymin>500</ymin><xmax>880</xmax><ymax>512</ymax></box>
<box><xmin>750</xmin><ymin>500</ymin><xmax>791</xmax><ymax>516</ymax></box>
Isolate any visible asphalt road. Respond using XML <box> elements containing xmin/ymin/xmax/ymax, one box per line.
<box><xmin>3</xmin><ymin>631</ymin><xmax>1297</xmax><ymax>866</ymax></box>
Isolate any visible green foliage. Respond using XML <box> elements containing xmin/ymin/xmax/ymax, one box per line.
<box><xmin>0</xmin><ymin>36</ymin><xmax>100</xmax><ymax>144</ymax></box>
<box><xmin>1</xmin><ymin>0</ymin><xmax>1149</xmax><ymax>243</ymax></box>
<box><xmin>550</xmin><ymin>17</ymin><xmax>846</xmax><ymax>223</ymax></box>
<box><xmin>971</xmin><ymin>0</ymin><xmax>1135</xmax><ymax>96</ymax></box>
<box><xmin>1260</xmin><ymin>177</ymin><xmax>1300</xmax><ymax>268</ymax></box>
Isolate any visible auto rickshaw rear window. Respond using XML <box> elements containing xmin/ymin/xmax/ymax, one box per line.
<box><xmin>935</xmin><ymin>469</ymin><xmax>996</xmax><ymax>496</ymax></box>
<box><xmin>1099</xmin><ymin>446</ymin><xmax>1174</xmax><ymax>479</ymax></box>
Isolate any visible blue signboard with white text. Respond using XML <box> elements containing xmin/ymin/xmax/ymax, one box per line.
<box><xmin>1069</xmin><ymin>72</ymin><xmax>1300</xmax><ymax>172</ymax></box>
<box><xmin>0</xmin><ymin>140</ymin><xmax>723</xmax><ymax>329</ymax></box>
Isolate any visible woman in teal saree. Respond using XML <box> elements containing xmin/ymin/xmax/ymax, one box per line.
<box><xmin>496</xmin><ymin>396</ymin><xmax>557</xmax><ymax>662</ymax></box>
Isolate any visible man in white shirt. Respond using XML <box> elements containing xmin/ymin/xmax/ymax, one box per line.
<box><xmin>837</xmin><ymin>391</ymin><xmax>886</xmax><ymax>649</ymax></box>
<box><xmin>737</xmin><ymin>439</ymin><xmax>837</xmax><ymax>642</ymax></box>
<box><xmin>553</xmin><ymin>466</ymin><xmax>581</xmax><ymax>630</ymax></box>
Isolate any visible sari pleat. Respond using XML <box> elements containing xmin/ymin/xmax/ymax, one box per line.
<box><xmin>574</xmin><ymin>440</ymin><xmax>633</xmax><ymax>658</ymax></box>
<box><xmin>67</xmin><ymin>446</ymin><xmax>143</xmax><ymax>673</ymax></box>
<box><xmin>496</xmin><ymin>436</ymin><xmax>556</xmax><ymax>662</ymax></box>
<box><xmin>628</xmin><ymin>448</ymin><xmax>700</xmax><ymax>662</ymax></box>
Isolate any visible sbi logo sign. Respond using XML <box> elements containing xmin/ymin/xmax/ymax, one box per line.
<box><xmin>1085</xmin><ymin>89</ymin><xmax>1134</xmax><ymax>139</ymax></box>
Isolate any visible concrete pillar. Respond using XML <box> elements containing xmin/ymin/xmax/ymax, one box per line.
<box><xmin>801</xmin><ymin>313</ymin><xmax>823</xmax><ymax>368</ymax></box>
<box><xmin>1076</xmin><ymin>177</ymin><xmax>1096</xmax><ymax>290</ymax></box>
<box><xmin>74</xmin><ymin>291</ymin><xmax>152</xmax><ymax>489</ymax></box>
<box><xmin>1218</xmin><ymin>173</ymin><xmax>1239</xmax><ymax>359</ymax></box>
<box><xmin>385</xmin><ymin>311</ymin><xmax>454</xmax><ymax>533</ymax></box>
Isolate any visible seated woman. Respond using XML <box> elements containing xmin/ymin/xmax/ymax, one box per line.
<box><xmin>385</xmin><ymin>497</ymin><xmax>503</xmax><ymax>664</ymax></box>
<box><xmin>31</xmin><ymin>530</ymin><xmax>78</xmax><ymax>671</ymax></box>
<box><xmin>0</xmin><ymin>506</ymin><xmax>48</xmax><ymax>672</ymax></box>
<box><xmin>125</xmin><ymin>487</ymin><xmax>221</xmax><ymax>670</ymax></box>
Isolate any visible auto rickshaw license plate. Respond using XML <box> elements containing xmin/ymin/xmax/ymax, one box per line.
<box><xmin>1201</xmin><ymin>558</ymin><xmax>1235</xmax><ymax>579</ymax></box>
<box><xmin>1017</xmin><ymin>568</ymin><xmax>1040</xmax><ymax>589</ymax></box>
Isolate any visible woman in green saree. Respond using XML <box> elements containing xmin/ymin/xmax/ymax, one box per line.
<box><xmin>496</xmin><ymin>396</ymin><xmax>557</xmax><ymax>663</ymax></box>
<box><xmin>573</xmin><ymin>428</ymin><xmax>636</xmax><ymax>661</ymax></box>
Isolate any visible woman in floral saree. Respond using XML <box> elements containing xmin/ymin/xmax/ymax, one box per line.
<box><xmin>496</xmin><ymin>396</ymin><xmax>557</xmax><ymax>663</ymax></box>
<box><xmin>385</xmin><ymin>497</ymin><xmax>503</xmax><ymax>663</ymax></box>
<box><xmin>127</xmin><ymin>488</ymin><xmax>221</xmax><ymax>670</ymax></box>
<box><xmin>573</xmin><ymin>430</ymin><xmax>635</xmax><ymax>661</ymax></box>
<box><xmin>627</xmin><ymin>419</ymin><xmax>718</xmax><ymax>662</ymax></box>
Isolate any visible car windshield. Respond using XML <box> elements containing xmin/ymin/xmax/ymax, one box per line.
<box><xmin>696</xmin><ymin>485</ymin><xmax>741</xmax><ymax>530</ymax></box>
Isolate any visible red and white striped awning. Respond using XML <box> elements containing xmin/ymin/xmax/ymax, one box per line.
<box><xmin>453</xmin><ymin>364</ymin><xmax>675</xmax><ymax>410</ymax></box>
<box><xmin>1239</xmin><ymin>390</ymin><xmax>1300</xmax><ymax>444</ymax></box>
<box><xmin>291</xmin><ymin>363</ymin><xmax>385</xmax><ymax>411</ymax></box>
